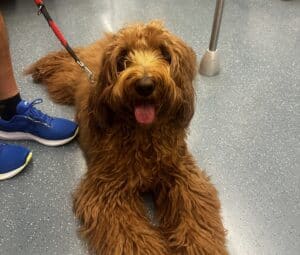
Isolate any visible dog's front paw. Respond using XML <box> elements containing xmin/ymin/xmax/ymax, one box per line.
<box><xmin>111</xmin><ymin>233</ymin><xmax>170</xmax><ymax>255</ymax></box>
<box><xmin>169</xmin><ymin>233</ymin><xmax>228</xmax><ymax>255</ymax></box>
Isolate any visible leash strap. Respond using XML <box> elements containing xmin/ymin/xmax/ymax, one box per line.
<box><xmin>33</xmin><ymin>0</ymin><xmax>95</xmax><ymax>83</ymax></box>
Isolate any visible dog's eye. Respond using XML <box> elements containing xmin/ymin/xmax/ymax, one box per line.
<box><xmin>117</xmin><ymin>49</ymin><xmax>128</xmax><ymax>73</ymax></box>
<box><xmin>160</xmin><ymin>46</ymin><xmax>171</xmax><ymax>64</ymax></box>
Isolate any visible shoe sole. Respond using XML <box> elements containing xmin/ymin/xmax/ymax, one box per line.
<box><xmin>0</xmin><ymin>127</ymin><xmax>78</xmax><ymax>147</ymax></box>
<box><xmin>0</xmin><ymin>152</ymin><xmax>32</xmax><ymax>180</ymax></box>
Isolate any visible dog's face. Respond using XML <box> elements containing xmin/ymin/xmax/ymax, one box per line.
<box><xmin>91</xmin><ymin>21</ymin><xmax>196</xmax><ymax>129</ymax></box>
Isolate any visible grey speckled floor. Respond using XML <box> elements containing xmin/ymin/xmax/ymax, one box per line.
<box><xmin>0</xmin><ymin>0</ymin><xmax>299</xmax><ymax>255</ymax></box>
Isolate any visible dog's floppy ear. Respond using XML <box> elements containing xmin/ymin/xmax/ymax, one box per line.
<box><xmin>88</xmin><ymin>34</ymin><xmax>118</xmax><ymax>129</ymax></box>
<box><xmin>169</xmin><ymin>36</ymin><xmax>197</xmax><ymax>128</ymax></box>
<box><xmin>98</xmin><ymin>33</ymin><xmax>119</xmax><ymax>86</ymax></box>
<box><xmin>169</xmin><ymin>35</ymin><xmax>197</xmax><ymax>85</ymax></box>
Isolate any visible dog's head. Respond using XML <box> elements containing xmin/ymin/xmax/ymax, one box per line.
<box><xmin>90</xmin><ymin>21</ymin><xmax>196</xmax><ymax>129</ymax></box>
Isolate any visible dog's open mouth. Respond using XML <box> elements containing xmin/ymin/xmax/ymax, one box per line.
<box><xmin>134</xmin><ymin>103</ymin><xmax>155</xmax><ymax>124</ymax></box>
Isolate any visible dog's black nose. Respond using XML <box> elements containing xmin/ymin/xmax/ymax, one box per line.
<box><xmin>135</xmin><ymin>78</ymin><xmax>155</xmax><ymax>97</ymax></box>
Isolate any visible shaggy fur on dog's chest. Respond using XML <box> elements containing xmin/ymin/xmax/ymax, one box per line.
<box><xmin>83</xmin><ymin>123</ymin><xmax>189</xmax><ymax>192</ymax></box>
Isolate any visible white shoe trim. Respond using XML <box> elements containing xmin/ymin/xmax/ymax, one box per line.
<box><xmin>0</xmin><ymin>152</ymin><xmax>32</xmax><ymax>180</ymax></box>
<box><xmin>0</xmin><ymin>127</ymin><xmax>78</xmax><ymax>146</ymax></box>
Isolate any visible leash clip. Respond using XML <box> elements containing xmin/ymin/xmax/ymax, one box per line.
<box><xmin>76</xmin><ymin>60</ymin><xmax>95</xmax><ymax>84</ymax></box>
<box><xmin>37</xmin><ymin>5</ymin><xmax>43</xmax><ymax>15</ymax></box>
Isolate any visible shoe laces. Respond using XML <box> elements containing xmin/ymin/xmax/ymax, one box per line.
<box><xmin>25</xmin><ymin>99</ymin><xmax>53</xmax><ymax>125</ymax></box>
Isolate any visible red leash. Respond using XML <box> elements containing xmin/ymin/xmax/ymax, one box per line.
<box><xmin>33</xmin><ymin>0</ymin><xmax>95</xmax><ymax>83</ymax></box>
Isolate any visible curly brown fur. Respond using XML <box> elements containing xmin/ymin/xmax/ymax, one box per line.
<box><xmin>26</xmin><ymin>21</ymin><xmax>228</xmax><ymax>255</ymax></box>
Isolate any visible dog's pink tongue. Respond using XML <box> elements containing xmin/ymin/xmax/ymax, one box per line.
<box><xmin>134</xmin><ymin>105</ymin><xmax>155</xmax><ymax>124</ymax></box>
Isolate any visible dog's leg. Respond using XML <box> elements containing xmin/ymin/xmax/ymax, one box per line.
<box><xmin>25</xmin><ymin>41</ymin><xmax>102</xmax><ymax>105</ymax></box>
<box><xmin>155</xmin><ymin>163</ymin><xmax>228</xmax><ymax>255</ymax></box>
<box><xmin>73</xmin><ymin>175</ymin><xmax>170</xmax><ymax>255</ymax></box>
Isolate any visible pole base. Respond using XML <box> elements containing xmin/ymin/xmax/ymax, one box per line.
<box><xmin>199</xmin><ymin>49</ymin><xmax>220</xmax><ymax>77</ymax></box>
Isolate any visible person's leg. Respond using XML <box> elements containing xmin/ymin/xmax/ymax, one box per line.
<box><xmin>0</xmin><ymin>12</ymin><xmax>21</xmax><ymax>120</ymax></box>
<box><xmin>0</xmin><ymin>12</ymin><xmax>78</xmax><ymax>146</ymax></box>
<box><xmin>0</xmin><ymin>12</ymin><xmax>31</xmax><ymax>181</ymax></box>
<box><xmin>0</xmin><ymin>12</ymin><xmax>78</xmax><ymax>181</ymax></box>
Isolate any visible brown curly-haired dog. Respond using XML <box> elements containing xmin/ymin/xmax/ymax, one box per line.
<box><xmin>26</xmin><ymin>21</ymin><xmax>228</xmax><ymax>255</ymax></box>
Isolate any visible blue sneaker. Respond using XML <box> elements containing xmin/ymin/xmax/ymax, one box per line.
<box><xmin>0</xmin><ymin>99</ymin><xmax>78</xmax><ymax>146</ymax></box>
<box><xmin>0</xmin><ymin>143</ymin><xmax>32</xmax><ymax>180</ymax></box>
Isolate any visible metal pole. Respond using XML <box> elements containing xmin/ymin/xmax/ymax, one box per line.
<box><xmin>199</xmin><ymin>0</ymin><xmax>225</xmax><ymax>76</ymax></box>
<box><xmin>209</xmin><ymin>0</ymin><xmax>225</xmax><ymax>51</ymax></box>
